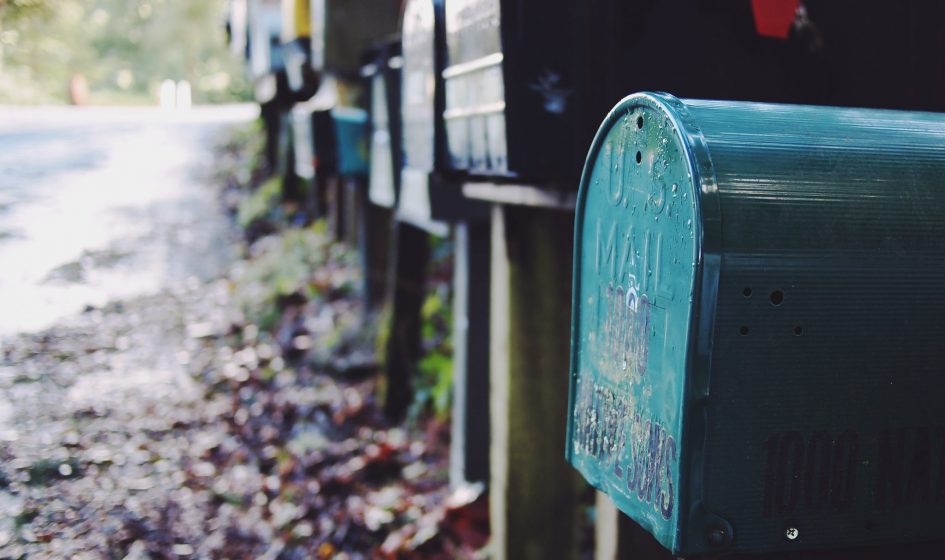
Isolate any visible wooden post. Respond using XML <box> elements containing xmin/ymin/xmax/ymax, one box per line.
<box><xmin>260</xmin><ymin>101</ymin><xmax>280</xmax><ymax>173</ymax></box>
<box><xmin>343</xmin><ymin>177</ymin><xmax>360</xmax><ymax>246</ymax></box>
<box><xmin>278</xmin><ymin>112</ymin><xmax>301</xmax><ymax>204</ymax></box>
<box><xmin>383</xmin><ymin>220</ymin><xmax>430</xmax><ymax>422</ymax></box>
<box><xmin>326</xmin><ymin>175</ymin><xmax>344</xmax><ymax>242</ymax></box>
<box><xmin>311</xmin><ymin>172</ymin><xmax>329</xmax><ymax>220</ymax></box>
<box><xmin>595</xmin><ymin>493</ymin><xmax>672</xmax><ymax>560</ymax></box>
<box><xmin>450</xmin><ymin>219</ymin><xmax>491</xmax><ymax>486</ymax></box>
<box><xmin>358</xmin><ymin>198</ymin><xmax>392</xmax><ymax>311</ymax></box>
<box><xmin>490</xmin><ymin>204</ymin><xmax>586</xmax><ymax>560</ymax></box>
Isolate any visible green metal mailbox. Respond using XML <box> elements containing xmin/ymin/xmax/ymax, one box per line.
<box><xmin>567</xmin><ymin>92</ymin><xmax>945</xmax><ymax>555</ymax></box>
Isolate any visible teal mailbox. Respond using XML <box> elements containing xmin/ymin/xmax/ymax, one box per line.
<box><xmin>567</xmin><ymin>92</ymin><xmax>945</xmax><ymax>555</ymax></box>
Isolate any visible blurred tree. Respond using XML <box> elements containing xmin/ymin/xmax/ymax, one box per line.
<box><xmin>0</xmin><ymin>0</ymin><xmax>250</xmax><ymax>104</ymax></box>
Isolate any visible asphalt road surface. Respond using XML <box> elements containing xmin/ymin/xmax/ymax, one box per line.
<box><xmin>0</xmin><ymin>104</ymin><xmax>255</xmax><ymax>557</ymax></box>
<box><xmin>0</xmin><ymin>104</ymin><xmax>256</xmax><ymax>337</ymax></box>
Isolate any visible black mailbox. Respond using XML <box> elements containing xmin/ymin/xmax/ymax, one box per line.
<box><xmin>442</xmin><ymin>0</ymin><xmax>820</xmax><ymax>185</ymax></box>
<box><xmin>310</xmin><ymin>0</ymin><xmax>401</xmax><ymax>78</ymax></box>
<box><xmin>442</xmin><ymin>0</ymin><xmax>574</xmax><ymax>181</ymax></box>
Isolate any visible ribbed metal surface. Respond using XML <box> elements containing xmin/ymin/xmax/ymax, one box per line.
<box><xmin>569</xmin><ymin>92</ymin><xmax>945</xmax><ymax>554</ymax></box>
<box><xmin>692</xmin><ymin>99</ymin><xmax>945</xmax><ymax>552</ymax></box>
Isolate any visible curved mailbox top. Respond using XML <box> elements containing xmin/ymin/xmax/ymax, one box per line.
<box><xmin>397</xmin><ymin>0</ymin><xmax>454</xmax><ymax>236</ymax></box>
<box><xmin>568</xmin><ymin>92</ymin><xmax>945</xmax><ymax>555</ymax></box>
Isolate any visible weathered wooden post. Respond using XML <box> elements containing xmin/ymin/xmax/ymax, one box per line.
<box><xmin>384</xmin><ymin>0</ymin><xmax>451</xmax><ymax>422</ymax></box>
<box><xmin>482</xmin><ymin>197</ymin><xmax>585</xmax><ymax>560</ymax></box>
<box><xmin>358</xmin><ymin>198</ymin><xmax>392</xmax><ymax>310</ymax></box>
<box><xmin>384</xmin><ymin>220</ymin><xmax>432</xmax><ymax>421</ymax></box>
<box><xmin>360</xmin><ymin>41</ymin><xmax>403</xmax><ymax>310</ymax></box>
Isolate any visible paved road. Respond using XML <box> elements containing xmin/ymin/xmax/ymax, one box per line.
<box><xmin>0</xmin><ymin>104</ymin><xmax>257</xmax><ymax>337</ymax></box>
<box><xmin>0</xmin><ymin>105</ymin><xmax>256</xmax><ymax>556</ymax></box>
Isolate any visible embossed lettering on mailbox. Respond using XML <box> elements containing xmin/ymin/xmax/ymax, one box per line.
<box><xmin>568</xmin><ymin>100</ymin><xmax>699</xmax><ymax>545</ymax></box>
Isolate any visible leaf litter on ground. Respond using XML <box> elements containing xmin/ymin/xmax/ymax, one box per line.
<box><xmin>0</xmin><ymin>124</ymin><xmax>489</xmax><ymax>557</ymax></box>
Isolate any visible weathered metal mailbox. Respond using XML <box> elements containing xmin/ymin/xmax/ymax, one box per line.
<box><xmin>362</xmin><ymin>41</ymin><xmax>403</xmax><ymax>209</ymax></box>
<box><xmin>567</xmin><ymin>92</ymin><xmax>945</xmax><ymax>555</ymax></box>
<box><xmin>397</xmin><ymin>0</ymin><xmax>453</xmax><ymax>234</ymax></box>
<box><xmin>442</xmin><ymin>0</ymin><xmax>574</xmax><ymax>180</ymax></box>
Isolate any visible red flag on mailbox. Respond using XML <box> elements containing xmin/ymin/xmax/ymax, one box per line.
<box><xmin>751</xmin><ymin>0</ymin><xmax>800</xmax><ymax>39</ymax></box>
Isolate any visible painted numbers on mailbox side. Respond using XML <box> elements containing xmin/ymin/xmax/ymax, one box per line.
<box><xmin>761</xmin><ymin>427</ymin><xmax>945</xmax><ymax>517</ymax></box>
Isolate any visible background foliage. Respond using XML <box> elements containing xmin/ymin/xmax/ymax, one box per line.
<box><xmin>0</xmin><ymin>0</ymin><xmax>250</xmax><ymax>104</ymax></box>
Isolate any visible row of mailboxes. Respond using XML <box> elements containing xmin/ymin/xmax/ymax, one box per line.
<box><xmin>567</xmin><ymin>91</ymin><xmax>945</xmax><ymax>555</ymax></box>
<box><xmin>280</xmin><ymin>0</ymin><xmax>401</xmax><ymax>101</ymax></box>
<box><xmin>227</xmin><ymin>0</ymin><xmax>401</xmax><ymax>116</ymax></box>
<box><xmin>291</xmin><ymin>80</ymin><xmax>370</xmax><ymax>185</ymax></box>
<box><xmin>440</xmin><ymin>0</ymin><xmax>945</xmax><ymax>185</ymax></box>
<box><xmin>266</xmin><ymin>0</ymin><xmax>813</xmax><ymax>186</ymax></box>
<box><xmin>272</xmin><ymin>0</ymin><xmax>483</xmax><ymax>231</ymax></box>
<box><xmin>243</xmin><ymin>0</ymin><xmax>945</xmax><ymax>186</ymax></box>
<box><xmin>241</xmin><ymin>0</ymin><xmax>401</xmax><ymax>82</ymax></box>
<box><xmin>440</xmin><ymin>0</ymin><xmax>816</xmax><ymax>185</ymax></box>
<box><xmin>395</xmin><ymin>0</ymin><xmax>487</xmax><ymax>234</ymax></box>
<box><xmin>246</xmin><ymin>1</ymin><xmax>945</xmax><ymax>554</ymax></box>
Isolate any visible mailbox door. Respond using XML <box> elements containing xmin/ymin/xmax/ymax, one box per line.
<box><xmin>332</xmin><ymin>107</ymin><xmax>369</xmax><ymax>177</ymax></box>
<box><xmin>568</xmin><ymin>95</ymin><xmax>708</xmax><ymax>551</ymax></box>
<box><xmin>369</xmin><ymin>73</ymin><xmax>397</xmax><ymax>207</ymax></box>
<box><xmin>397</xmin><ymin>0</ymin><xmax>452</xmax><ymax>234</ymax></box>
<box><xmin>443</xmin><ymin>0</ymin><xmax>507</xmax><ymax>174</ymax></box>
<box><xmin>401</xmin><ymin>0</ymin><xmax>440</xmax><ymax>173</ymax></box>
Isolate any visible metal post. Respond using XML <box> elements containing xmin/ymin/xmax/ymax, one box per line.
<box><xmin>343</xmin><ymin>177</ymin><xmax>360</xmax><ymax>246</ymax></box>
<box><xmin>383</xmin><ymin>220</ymin><xmax>430</xmax><ymax>422</ymax></box>
<box><xmin>450</xmin><ymin>219</ymin><xmax>491</xmax><ymax>487</ymax></box>
<box><xmin>359</xmin><ymin>198</ymin><xmax>391</xmax><ymax>311</ymax></box>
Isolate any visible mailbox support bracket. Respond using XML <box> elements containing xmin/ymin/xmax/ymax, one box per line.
<box><xmin>463</xmin><ymin>182</ymin><xmax>577</xmax><ymax>211</ymax></box>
